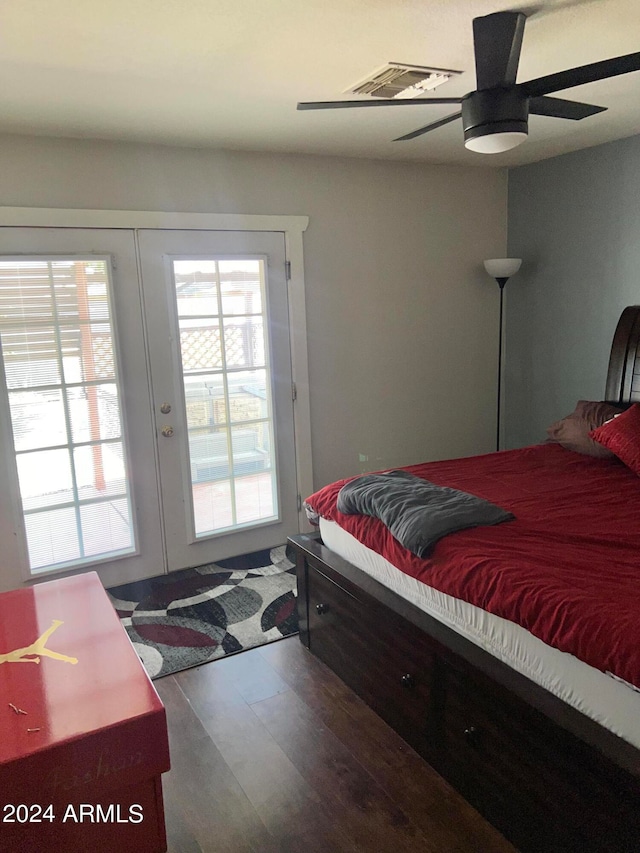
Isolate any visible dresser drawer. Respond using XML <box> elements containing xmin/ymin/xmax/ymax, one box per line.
<box><xmin>437</xmin><ymin>663</ymin><xmax>640</xmax><ymax>852</ymax></box>
<box><xmin>307</xmin><ymin>565</ymin><xmax>436</xmax><ymax>749</ymax></box>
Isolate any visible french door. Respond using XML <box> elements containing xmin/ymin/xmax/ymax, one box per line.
<box><xmin>0</xmin><ymin>226</ymin><xmax>299</xmax><ymax>590</ymax></box>
<box><xmin>138</xmin><ymin>229</ymin><xmax>297</xmax><ymax>571</ymax></box>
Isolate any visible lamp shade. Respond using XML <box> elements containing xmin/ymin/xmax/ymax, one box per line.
<box><xmin>484</xmin><ymin>258</ymin><xmax>522</xmax><ymax>279</ymax></box>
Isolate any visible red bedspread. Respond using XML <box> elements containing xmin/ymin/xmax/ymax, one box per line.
<box><xmin>306</xmin><ymin>443</ymin><xmax>640</xmax><ymax>688</ymax></box>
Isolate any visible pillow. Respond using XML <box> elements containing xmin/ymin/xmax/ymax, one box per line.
<box><xmin>546</xmin><ymin>400</ymin><xmax>624</xmax><ymax>458</ymax></box>
<box><xmin>590</xmin><ymin>403</ymin><xmax>640</xmax><ymax>475</ymax></box>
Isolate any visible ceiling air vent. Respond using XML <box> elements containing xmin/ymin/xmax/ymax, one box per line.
<box><xmin>347</xmin><ymin>63</ymin><xmax>461</xmax><ymax>99</ymax></box>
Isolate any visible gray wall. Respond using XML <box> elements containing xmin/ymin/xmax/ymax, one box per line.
<box><xmin>0</xmin><ymin>134</ymin><xmax>507</xmax><ymax>489</ymax></box>
<box><xmin>506</xmin><ymin>134</ymin><xmax>640</xmax><ymax>449</ymax></box>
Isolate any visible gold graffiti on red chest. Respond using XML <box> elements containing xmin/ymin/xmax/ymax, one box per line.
<box><xmin>0</xmin><ymin>620</ymin><xmax>78</xmax><ymax>666</ymax></box>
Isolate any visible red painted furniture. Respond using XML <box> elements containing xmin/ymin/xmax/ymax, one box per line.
<box><xmin>0</xmin><ymin>571</ymin><xmax>170</xmax><ymax>853</ymax></box>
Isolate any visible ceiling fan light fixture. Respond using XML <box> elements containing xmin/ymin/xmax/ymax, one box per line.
<box><xmin>461</xmin><ymin>89</ymin><xmax>529</xmax><ymax>154</ymax></box>
<box><xmin>464</xmin><ymin>129</ymin><xmax>528</xmax><ymax>153</ymax></box>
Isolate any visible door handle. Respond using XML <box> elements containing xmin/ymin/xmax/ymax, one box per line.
<box><xmin>161</xmin><ymin>425</ymin><xmax>174</xmax><ymax>438</ymax></box>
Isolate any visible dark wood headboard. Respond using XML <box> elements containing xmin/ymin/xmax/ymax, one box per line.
<box><xmin>605</xmin><ymin>305</ymin><xmax>640</xmax><ymax>405</ymax></box>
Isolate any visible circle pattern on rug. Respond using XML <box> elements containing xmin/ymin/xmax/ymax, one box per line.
<box><xmin>108</xmin><ymin>546</ymin><xmax>297</xmax><ymax>679</ymax></box>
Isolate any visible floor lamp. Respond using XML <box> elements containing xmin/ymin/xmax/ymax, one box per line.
<box><xmin>483</xmin><ymin>258</ymin><xmax>522</xmax><ymax>451</ymax></box>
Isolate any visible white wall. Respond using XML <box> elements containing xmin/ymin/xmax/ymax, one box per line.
<box><xmin>0</xmin><ymin>134</ymin><xmax>507</xmax><ymax>488</ymax></box>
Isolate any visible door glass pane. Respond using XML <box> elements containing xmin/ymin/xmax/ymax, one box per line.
<box><xmin>24</xmin><ymin>507</ymin><xmax>81</xmax><ymax>568</ymax></box>
<box><xmin>175</xmin><ymin>261</ymin><xmax>219</xmax><ymax>318</ymax></box>
<box><xmin>180</xmin><ymin>319</ymin><xmax>223</xmax><ymax>370</ymax></box>
<box><xmin>172</xmin><ymin>258</ymin><xmax>278</xmax><ymax>538</ymax></box>
<box><xmin>17</xmin><ymin>449</ymin><xmax>74</xmax><ymax>510</ymax></box>
<box><xmin>9</xmin><ymin>389</ymin><xmax>67</xmax><ymax>450</ymax></box>
<box><xmin>0</xmin><ymin>258</ymin><xmax>136</xmax><ymax>574</ymax></box>
<box><xmin>62</xmin><ymin>322</ymin><xmax>116</xmax><ymax>383</ymax></box>
<box><xmin>223</xmin><ymin>317</ymin><xmax>265</xmax><ymax>367</ymax></box>
<box><xmin>218</xmin><ymin>259</ymin><xmax>263</xmax><ymax>315</ymax></box>
<box><xmin>2</xmin><ymin>326</ymin><xmax>61</xmax><ymax>388</ymax></box>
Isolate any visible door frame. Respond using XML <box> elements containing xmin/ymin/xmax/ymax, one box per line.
<box><xmin>0</xmin><ymin>208</ymin><xmax>313</xmax><ymax>582</ymax></box>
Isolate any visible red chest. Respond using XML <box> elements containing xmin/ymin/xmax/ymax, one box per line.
<box><xmin>0</xmin><ymin>571</ymin><xmax>170</xmax><ymax>852</ymax></box>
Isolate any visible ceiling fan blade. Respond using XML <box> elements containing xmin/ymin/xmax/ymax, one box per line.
<box><xmin>523</xmin><ymin>52</ymin><xmax>640</xmax><ymax>98</ymax></box>
<box><xmin>394</xmin><ymin>112</ymin><xmax>462</xmax><ymax>141</ymax></box>
<box><xmin>297</xmin><ymin>98</ymin><xmax>462</xmax><ymax>111</ymax></box>
<box><xmin>529</xmin><ymin>96</ymin><xmax>606</xmax><ymax>120</ymax></box>
<box><xmin>473</xmin><ymin>11</ymin><xmax>526</xmax><ymax>89</ymax></box>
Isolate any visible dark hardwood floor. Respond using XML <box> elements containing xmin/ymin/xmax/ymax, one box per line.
<box><xmin>155</xmin><ymin>636</ymin><xmax>516</xmax><ymax>853</ymax></box>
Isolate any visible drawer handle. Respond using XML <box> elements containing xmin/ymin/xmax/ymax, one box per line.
<box><xmin>464</xmin><ymin>726</ymin><xmax>480</xmax><ymax>746</ymax></box>
<box><xmin>315</xmin><ymin>602</ymin><xmax>329</xmax><ymax>615</ymax></box>
<box><xmin>400</xmin><ymin>673</ymin><xmax>416</xmax><ymax>688</ymax></box>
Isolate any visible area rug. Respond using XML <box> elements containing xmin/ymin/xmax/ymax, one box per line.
<box><xmin>107</xmin><ymin>545</ymin><xmax>297</xmax><ymax>679</ymax></box>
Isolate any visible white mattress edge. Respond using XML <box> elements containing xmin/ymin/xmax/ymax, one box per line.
<box><xmin>319</xmin><ymin>517</ymin><xmax>640</xmax><ymax>750</ymax></box>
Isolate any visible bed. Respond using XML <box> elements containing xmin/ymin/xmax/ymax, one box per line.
<box><xmin>288</xmin><ymin>305</ymin><xmax>640</xmax><ymax>853</ymax></box>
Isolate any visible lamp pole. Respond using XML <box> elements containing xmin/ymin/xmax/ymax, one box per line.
<box><xmin>495</xmin><ymin>276</ymin><xmax>508</xmax><ymax>453</ymax></box>
<box><xmin>483</xmin><ymin>259</ymin><xmax>522</xmax><ymax>452</ymax></box>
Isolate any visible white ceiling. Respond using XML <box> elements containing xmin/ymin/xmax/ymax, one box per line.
<box><xmin>2</xmin><ymin>0</ymin><xmax>639</xmax><ymax>167</ymax></box>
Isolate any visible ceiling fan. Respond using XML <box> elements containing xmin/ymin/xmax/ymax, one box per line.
<box><xmin>297</xmin><ymin>11</ymin><xmax>640</xmax><ymax>153</ymax></box>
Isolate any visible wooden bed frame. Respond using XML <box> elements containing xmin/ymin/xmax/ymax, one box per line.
<box><xmin>289</xmin><ymin>305</ymin><xmax>640</xmax><ymax>853</ymax></box>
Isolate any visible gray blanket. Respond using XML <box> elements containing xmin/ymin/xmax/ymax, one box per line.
<box><xmin>336</xmin><ymin>469</ymin><xmax>514</xmax><ymax>558</ymax></box>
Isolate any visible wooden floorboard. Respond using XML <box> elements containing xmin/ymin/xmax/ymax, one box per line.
<box><xmin>157</xmin><ymin>636</ymin><xmax>516</xmax><ymax>853</ymax></box>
